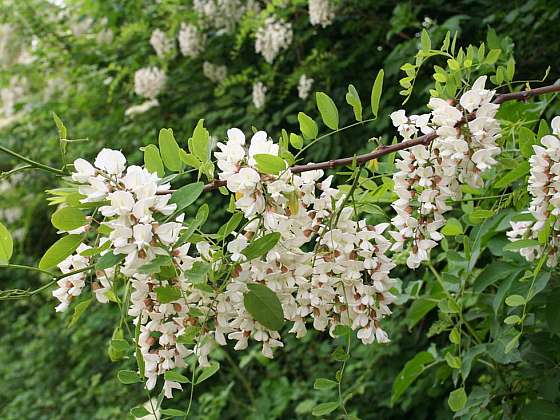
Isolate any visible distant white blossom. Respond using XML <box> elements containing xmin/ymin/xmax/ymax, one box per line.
<box><xmin>297</xmin><ymin>74</ymin><xmax>314</xmax><ymax>99</ymax></box>
<box><xmin>255</xmin><ymin>17</ymin><xmax>293</xmax><ymax>64</ymax></box>
<box><xmin>150</xmin><ymin>29</ymin><xmax>174</xmax><ymax>58</ymax></box>
<box><xmin>125</xmin><ymin>99</ymin><xmax>160</xmax><ymax>118</ymax></box>
<box><xmin>309</xmin><ymin>0</ymin><xmax>335</xmax><ymax>28</ymax></box>
<box><xmin>252</xmin><ymin>82</ymin><xmax>267</xmax><ymax>109</ymax></box>
<box><xmin>178</xmin><ymin>23</ymin><xmax>206</xmax><ymax>58</ymax></box>
<box><xmin>134</xmin><ymin>67</ymin><xmax>166</xmax><ymax>99</ymax></box>
<box><xmin>203</xmin><ymin>61</ymin><xmax>227</xmax><ymax>82</ymax></box>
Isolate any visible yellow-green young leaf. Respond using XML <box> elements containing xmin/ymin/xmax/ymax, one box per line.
<box><xmin>449</xmin><ymin>327</ymin><xmax>461</xmax><ymax>344</ymax></box>
<box><xmin>254</xmin><ymin>154</ymin><xmax>286</xmax><ymax>175</ymax></box>
<box><xmin>191</xmin><ymin>119</ymin><xmax>210</xmax><ymax>163</ymax></box>
<box><xmin>469</xmin><ymin>209</ymin><xmax>495</xmax><ymax>225</ymax></box>
<box><xmin>371</xmin><ymin>69</ymin><xmax>384</xmax><ymax>118</ymax></box>
<box><xmin>298</xmin><ymin>112</ymin><xmax>318</xmax><ymax>139</ymax></box>
<box><xmin>315</xmin><ymin>92</ymin><xmax>339</xmax><ymax>130</ymax></box>
<box><xmin>448</xmin><ymin>387</ymin><xmax>467</xmax><ymax>412</ymax></box>
<box><xmin>505</xmin><ymin>294</ymin><xmax>525</xmax><ymax>307</ymax></box>
<box><xmin>506</xmin><ymin>57</ymin><xmax>516</xmax><ymax>81</ymax></box>
<box><xmin>441</xmin><ymin>218</ymin><xmax>463</xmax><ymax>236</ymax></box>
<box><xmin>314</xmin><ymin>378</ymin><xmax>337</xmax><ymax>390</ymax></box>
<box><xmin>420</xmin><ymin>29</ymin><xmax>431</xmax><ymax>51</ymax></box>
<box><xmin>179</xmin><ymin>150</ymin><xmax>201</xmax><ymax>169</ymax></box>
<box><xmin>518</xmin><ymin>126</ymin><xmax>537</xmax><ymax>158</ymax></box>
<box><xmin>289</xmin><ymin>133</ymin><xmax>303</xmax><ymax>150</ymax></box>
<box><xmin>243</xmin><ymin>283</ymin><xmax>285</xmax><ymax>330</ymax></box>
<box><xmin>345</xmin><ymin>84</ymin><xmax>363</xmax><ymax>121</ymax></box>
<box><xmin>505</xmin><ymin>333</ymin><xmax>520</xmax><ymax>354</ymax></box>
<box><xmin>311</xmin><ymin>402</ymin><xmax>339</xmax><ymax>417</ymax></box>
<box><xmin>504</xmin><ymin>315</ymin><xmax>522</xmax><ymax>325</ymax></box>
<box><xmin>485</xmin><ymin>49</ymin><xmax>501</xmax><ymax>64</ymax></box>
<box><xmin>143</xmin><ymin>144</ymin><xmax>165</xmax><ymax>177</ymax></box>
<box><xmin>52</xmin><ymin>112</ymin><xmax>67</xmax><ymax>139</ymax></box>
<box><xmin>195</xmin><ymin>362</ymin><xmax>220</xmax><ymax>384</ymax></box>
<box><xmin>51</xmin><ymin>207</ymin><xmax>86</xmax><ymax>231</ymax></box>
<box><xmin>0</xmin><ymin>222</ymin><xmax>14</xmax><ymax>264</ymax></box>
<box><xmin>445</xmin><ymin>352</ymin><xmax>461</xmax><ymax>369</ymax></box>
<box><xmin>69</xmin><ymin>298</ymin><xmax>92</xmax><ymax>327</ymax></box>
<box><xmin>164</xmin><ymin>370</ymin><xmax>190</xmax><ymax>383</ymax></box>
<box><xmin>169</xmin><ymin>182</ymin><xmax>205</xmax><ymax>214</ymax></box>
<box><xmin>39</xmin><ymin>234</ymin><xmax>83</xmax><ymax>270</ymax></box>
<box><xmin>159</xmin><ymin>128</ymin><xmax>182</xmax><ymax>172</ymax></box>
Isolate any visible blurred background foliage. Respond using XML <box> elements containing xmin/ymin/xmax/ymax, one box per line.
<box><xmin>1</xmin><ymin>0</ymin><xmax>560</xmax><ymax>418</ymax></box>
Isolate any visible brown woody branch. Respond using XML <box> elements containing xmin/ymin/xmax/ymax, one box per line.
<box><xmin>201</xmin><ymin>83</ymin><xmax>560</xmax><ymax>192</ymax></box>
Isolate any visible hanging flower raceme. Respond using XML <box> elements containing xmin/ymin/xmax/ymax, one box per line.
<box><xmin>389</xmin><ymin>76</ymin><xmax>502</xmax><ymax>268</ymax></box>
<box><xmin>134</xmin><ymin>67</ymin><xmax>166</xmax><ymax>100</ymax></box>
<box><xmin>507</xmin><ymin>116</ymin><xmax>560</xmax><ymax>266</ymax></box>
<box><xmin>254</xmin><ymin>16</ymin><xmax>293</xmax><ymax>64</ymax></box>
<box><xmin>57</xmin><ymin>122</ymin><xmax>398</xmax><ymax>399</ymax></box>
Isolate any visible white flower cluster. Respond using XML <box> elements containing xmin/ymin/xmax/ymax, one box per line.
<box><xmin>389</xmin><ymin>76</ymin><xmax>501</xmax><ymax>268</ymax></box>
<box><xmin>193</xmin><ymin>0</ymin><xmax>254</xmax><ymax>33</ymax></box>
<box><xmin>255</xmin><ymin>17</ymin><xmax>293</xmax><ymax>64</ymax></box>
<box><xmin>203</xmin><ymin>61</ymin><xmax>227</xmax><ymax>83</ymax></box>
<box><xmin>58</xmin><ymin>124</ymin><xmax>397</xmax><ymax>398</ymax></box>
<box><xmin>309</xmin><ymin>0</ymin><xmax>336</xmax><ymax>28</ymax></box>
<box><xmin>134</xmin><ymin>67</ymin><xmax>166</xmax><ymax>100</ymax></box>
<box><xmin>214</xmin><ymin>129</ymin><xmax>396</xmax><ymax>348</ymax></box>
<box><xmin>507</xmin><ymin>116</ymin><xmax>560</xmax><ymax>266</ymax></box>
<box><xmin>178</xmin><ymin>23</ymin><xmax>206</xmax><ymax>58</ymax></box>
<box><xmin>297</xmin><ymin>74</ymin><xmax>314</xmax><ymax>100</ymax></box>
<box><xmin>150</xmin><ymin>29</ymin><xmax>174</xmax><ymax>58</ymax></box>
<box><xmin>252</xmin><ymin>81</ymin><xmax>267</xmax><ymax>110</ymax></box>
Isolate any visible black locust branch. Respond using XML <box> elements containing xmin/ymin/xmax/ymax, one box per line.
<box><xmin>201</xmin><ymin>83</ymin><xmax>560</xmax><ymax>192</ymax></box>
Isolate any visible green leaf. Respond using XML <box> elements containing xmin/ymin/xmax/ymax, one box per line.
<box><xmin>243</xmin><ymin>283</ymin><xmax>285</xmax><ymax>331</ymax></box>
<box><xmin>138</xmin><ymin>255</ymin><xmax>173</xmax><ymax>274</ymax></box>
<box><xmin>254</xmin><ymin>154</ymin><xmax>286</xmax><ymax>175</ymax></box>
<box><xmin>0</xmin><ymin>222</ymin><xmax>14</xmax><ymax>264</ymax></box>
<box><xmin>217</xmin><ymin>212</ymin><xmax>243</xmax><ymax>240</ymax></box>
<box><xmin>504</xmin><ymin>315</ymin><xmax>522</xmax><ymax>325</ymax></box>
<box><xmin>441</xmin><ymin>218</ymin><xmax>463</xmax><ymax>236</ymax></box>
<box><xmin>518</xmin><ymin>127</ymin><xmax>536</xmax><ymax>158</ymax></box>
<box><xmin>289</xmin><ymin>133</ymin><xmax>303</xmax><ymax>150</ymax></box>
<box><xmin>420</xmin><ymin>29</ymin><xmax>431</xmax><ymax>51</ymax></box>
<box><xmin>448</xmin><ymin>387</ymin><xmax>467</xmax><ymax>412</ymax></box>
<box><xmin>503</xmin><ymin>239</ymin><xmax>540</xmax><ymax>251</ymax></box>
<box><xmin>371</xmin><ymin>69</ymin><xmax>384</xmax><ymax>118</ymax></box>
<box><xmin>143</xmin><ymin>144</ymin><xmax>165</xmax><ymax>177</ymax></box>
<box><xmin>117</xmin><ymin>370</ymin><xmax>141</xmax><ymax>384</ymax></box>
<box><xmin>191</xmin><ymin>119</ymin><xmax>210</xmax><ymax>163</ymax></box>
<box><xmin>169</xmin><ymin>182</ymin><xmax>204</xmax><ymax>214</ymax></box>
<box><xmin>195</xmin><ymin>361</ymin><xmax>220</xmax><ymax>384</ymax></box>
<box><xmin>314</xmin><ymin>378</ymin><xmax>337</xmax><ymax>390</ymax></box>
<box><xmin>96</xmin><ymin>251</ymin><xmax>125</xmax><ymax>270</ymax></box>
<box><xmin>51</xmin><ymin>207</ymin><xmax>86</xmax><ymax>231</ymax></box>
<box><xmin>164</xmin><ymin>370</ymin><xmax>190</xmax><ymax>383</ymax></box>
<box><xmin>469</xmin><ymin>209</ymin><xmax>495</xmax><ymax>224</ymax></box>
<box><xmin>505</xmin><ymin>294</ymin><xmax>525</xmax><ymax>307</ymax></box>
<box><xmin>69</xmin><ymin>298</ymin><xmax>92</xmax><ymax>327</ymax></box>
<box><xmin>445</xmin><ymin>352</ymin><xmax>461</xmax><ymax>369</ymax></box>
<box><xmin>242</xmin><ymin>232</ymin><xmax>281</xmax><ymax>260</ymax></box>
<box><xmin>159</xmin><ymin>128</ymin><xmax>182</xmax><ymax>172</ymax></box>
<box><xmin>312</xmin><ymin>402</ymin><xmax>339</xmax><ymax>417</ymax></box>
<box><xmin>160</xmin><ymin>408</ymin><xmax>188</xmax><ymax>417</ymax></box>
<box><xmin>406</xmin><ymin>298</ymin><xmax>436</xmax><ymax>329</ymax></box>
<box><xmin>391</xmin><ymin>351</ymin><xmax>434</xmax><ymax>404</ymax></box>
<box><xmin>485</xmin><ymin>49</ymin><xmax>501</xmax><ymax>64</ymax></box>
<box><xmin>316</xmin><ymin>92</ymin><xmax>339</xmax><ymax>130</ymax></box>
<box><xmin>186</xmin><ymin>261</ymin><xmax>211</xmax><ymax>284</ymax></box>
<box><xmin>179</xmin><ymin>151</ymin><xmax>202</xmax><ymax>169</ymax></box>
<box><xmin>494</xmin><ymin>161</ymin><xmax>530</xmax><ymax>189</ymax></box>
<box><xmin>155</xmin><ymin>286</ymin><xmax>182</xmax><ymax>303</ymax></box>
<box><xmin>130</xmin><ymin>406</ymin><xmax>150</xmax><ymax>417</ymax></box>
<box><xmin>346</xmin><ymin>84</ymin><xmax>362</xmax><ymax>121</ymax></box>
<box><xmin>52</xmin><ymin>112</ymin><xmax>67</xmax><ymax>139</ymax></box>
<box><xmin>298</xmin><ymin>112</ymin><xmax>318</xmax><ymax>139</ymax></box>
<box><xmin>39</xmin><ymin>234</ymin><xmax>83</xmax><ymax>270</ymax></box>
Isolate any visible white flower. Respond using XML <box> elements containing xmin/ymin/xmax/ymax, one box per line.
<box><xmin>72</xmin><ymin>158</ymin><xmax>96</xmax><ymax>183</ymax></box>
<box><xmin>227</xmin><ymin>167</ymin><xmax>261</xmax><ymax>192</ymax></box>
<box><xmin>252</xmin><ymin>82</ymin><xmax>267</xmax><ymax>110</ymax></box>
<box><xmin>178</xmin><ymin>23</ymin><xmax>206</xmax><ymax>58</ymax></box>
<box><xmin>94</xmin><ymin>149</ymin><xmax>127</xmax><ymax>175</ymax></box>
<box><xmin>255</xmin><ymin>17</ymin><xmax>293</xmax><ymax>64</ymax></box>
<box><xmin>248</xmin><ymin>131</ymin><xmax>278</xmax><ymax>165</ymax></box>
<box><xmin>297</xmin><ymin>74</ymin><xmax>314</xmax><ymax>100</ymax></box>
<box><xmin>459</xmin><ymin>76</ymin><xmax>494</xmax><ymax>113</ymax></box>
<box><xmin>125</xmin><ymin>99</ymin><xmax>160</xmax><ymax>118</ymax></box>
<box><xmin>227</xmin><ymin>234</ymin><xmax>248</xmax><ymax>262</ymax></box>
<box><xmin>150</xmin><ymin>29</ymin><xmax>174</xmax><ymax>58</ymax></box>
<box><xmin>309</xmin><ymin>0</ymin><xmax>335</xmax><ymax>28</ymax></box>
<box><xmin>203</xmin><ymin>61</ymin><xmax>227</xmax><ymax>82</ymax></box>
<box><xmin>134</xmin><ymin>67</ymin><xmax>166</xmax><ymax>99</ymax></box>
